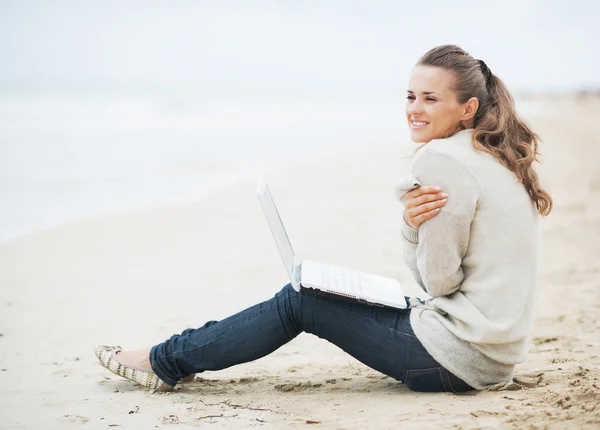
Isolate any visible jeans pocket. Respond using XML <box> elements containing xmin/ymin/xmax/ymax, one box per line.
<box><xmin>405</xmin><ymin>368</ymin><xmax>451</xmax><ymax>392</ymax></box>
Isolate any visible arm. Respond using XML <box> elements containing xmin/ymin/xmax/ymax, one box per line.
<box><xmin>410</xmin><ymin>150</ymin><xmax>481</xmax><ymax>297</ymax></box>
<box><xmin>397</xmin><ymin>183</ymin><xmax>450</xmax><ymax>292</ymax></box>
<box><xmin>397</xmin><ymin>176</ymin><xmax>426</xmax><ymax>289</ymax></box>
<box><xmin>401</xmin><ymin>221</ymin><xmax>426</xmax><ymax>291</ymax></box>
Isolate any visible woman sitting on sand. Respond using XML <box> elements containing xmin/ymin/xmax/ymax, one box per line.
<box><xmin>94</xmin><ymin>45</ymin><xmax>552</xmax><ymax>393</ymax></box>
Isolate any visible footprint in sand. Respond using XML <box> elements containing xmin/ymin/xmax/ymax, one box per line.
<box><xmin>275</xmin><ymin>381</ymin><xmax>324</xmax><ymax>392</ymax></box>
<box><xmin>532</xmin><ymin>336</ymin><xmax>559</xmax><ymax>346</ymax></box>
<box><xmin>60</xmin><ymin>415</ymin><xmax>89</xmax><ymax>425</ymax></box>
<box><xmin>229</xmin><ymin>377</ymin><xmax>261</xmax><ymax>384</ymax></box>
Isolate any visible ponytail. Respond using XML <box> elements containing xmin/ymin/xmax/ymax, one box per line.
<box><xmin>472</xmin><ymin>74</ymin><xmax>552</xmax><ymax>216</ymax></box>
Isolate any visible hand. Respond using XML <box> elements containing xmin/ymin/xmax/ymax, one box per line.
<box><xmin>403</xmin><ymin>186</ymin><xmax>448</xmax><ymax>229</ymax></box>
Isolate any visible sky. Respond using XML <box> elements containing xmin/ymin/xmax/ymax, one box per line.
<box><xmin>0</xmin><ymin>0</ymin><xmax>599</xmax><ymax>93</ymax></box>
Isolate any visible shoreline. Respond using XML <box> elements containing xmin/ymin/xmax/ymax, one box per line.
<box><xmin>0</xmin><ymin>139</ymin><xmax>409</xmax><ymax>248</ymax></box>
<box><xmin>0</xmin><ymin>94</ymin><xmax>557</xmax><ymax>247</ymax></box>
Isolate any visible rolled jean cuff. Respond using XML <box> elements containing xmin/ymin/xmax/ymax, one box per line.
<box><xmin>149</xmin><ymin>344</ymin><xmax>179</xmax><ymax>387</ymax></box>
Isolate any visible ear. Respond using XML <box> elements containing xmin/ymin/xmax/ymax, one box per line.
<box><xmin>461</xmin><ymin>97</ymin><xmax>479</xmax><ymax>121</ymax></box>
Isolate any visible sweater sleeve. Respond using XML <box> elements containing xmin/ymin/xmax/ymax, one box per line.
<box><xmin>411</xmin><ymin>150</ymin><xmax>481</xmax><ymax>297</ymax></box>
<box><xmin>397</xmin><ymin>175</ymin><xmax>426</xmax><ymax>291</ymax></box>
<box><xmin>401</xmin><ymin>219</ymin><xmax>426</xmax><ymax>291</ymax></box>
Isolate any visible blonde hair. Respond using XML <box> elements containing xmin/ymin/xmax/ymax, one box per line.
<box><xmin>417</xmin><ymin>45</ymin><xmax>552</xmax><ymax>216</ymax></box>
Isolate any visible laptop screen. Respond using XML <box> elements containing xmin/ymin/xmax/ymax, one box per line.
<box><xmin>257</xmin><ymin>182</ymin><xmax>296</xmax><ymax>283</ymax></box>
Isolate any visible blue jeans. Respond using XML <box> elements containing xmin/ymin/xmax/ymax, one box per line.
<box><xmin>149</xmin><ymin>283</ymin><xmax>472</xmax><ymax>392</ymax></box>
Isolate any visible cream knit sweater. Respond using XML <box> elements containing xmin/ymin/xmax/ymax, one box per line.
<box><xmin>398</xmin><ymin>129</ymin><xmax>540</xmax><ymax>390</ymax></box>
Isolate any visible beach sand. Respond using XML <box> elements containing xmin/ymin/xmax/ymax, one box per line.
<box><xmin>1</xmin><ymin>96</ymin><xmax>599</xmax><ymax>429</ymax></box>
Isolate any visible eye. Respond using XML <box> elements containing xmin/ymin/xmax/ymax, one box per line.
<box><xmin>406</xmin><ymin>95</ymin><xmax>415</xmax><ymax>100</ymax></box>
<box><xmin>426</xmin><ymin>97</ymin><xmax>436</xmax><ymax>102</ymax></box>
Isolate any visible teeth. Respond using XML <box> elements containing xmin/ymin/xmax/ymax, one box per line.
<box><xmin>412</xmin><ymin>121</ymin><xmax>427</xmax><ymax>126</ymax></box>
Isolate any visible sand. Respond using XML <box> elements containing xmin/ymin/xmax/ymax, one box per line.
<box><xmin>1</xmin><ymin>96</ymin><xmax>599</xmax><ymax>429</ymax></box>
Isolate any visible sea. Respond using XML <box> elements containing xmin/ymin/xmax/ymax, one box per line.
<box><xmin>0</xmin><ymin>88</ymin><xmax>547</xmax><ymax>244</ymax></box>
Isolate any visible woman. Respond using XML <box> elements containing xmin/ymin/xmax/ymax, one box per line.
<box><xmin>94</xmin><ymin>45</ymin><xmax>552</xmax><ymax>393</ymax></box>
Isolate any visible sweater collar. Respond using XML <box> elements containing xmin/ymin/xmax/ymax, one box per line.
<box><xmin>442</xmin><ymin>128</ymin><xmax>475</xmax><ymax>149</ymax></box>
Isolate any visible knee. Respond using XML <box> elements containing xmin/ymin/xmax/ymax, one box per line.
<box><xmin>273</xmin><ymin>283</ymin><xmax>303</xmax><ymax>331</ymax></box>
<box><xmin>276</xmin><ymin>283</ymin><xmax>296</xmax><ymax>298</ymax></box>
<box><xmin>273</xmin><ymin>283</ymin><xmax>301</xmax><ymax>309</ymax></box>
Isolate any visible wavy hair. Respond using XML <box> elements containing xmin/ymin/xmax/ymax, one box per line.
<box><xmin>417</xmin><ymin>45</ymin><xmax>552</xmax><ymax>216</ymax></box>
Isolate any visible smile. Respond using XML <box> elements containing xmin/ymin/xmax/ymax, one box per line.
<box><xmin>411</xmin><ymin>120</ymin><xmax>429</xmax><ymax>130</ymax></box>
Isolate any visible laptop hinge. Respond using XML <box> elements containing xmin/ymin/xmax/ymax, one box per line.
<box><xmin>292</xmin><ymin>261</ymin><xmax>302</xmax><ymax>292</ymax></box>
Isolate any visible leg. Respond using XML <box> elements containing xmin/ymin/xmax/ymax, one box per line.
<box><xmin>148</xmin><ymin>284</ymin><xmax>471</xmax><ymax>392</ymax></box>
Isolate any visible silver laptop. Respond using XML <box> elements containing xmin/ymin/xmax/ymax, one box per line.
<box><xmin>257</xmin><ymin>182</ymin><xmax>407</xmax><ymax>309</ymax></box>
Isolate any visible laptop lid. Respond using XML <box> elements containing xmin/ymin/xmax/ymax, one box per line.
<box><xmin>256</xmin><ymin>182</ymin><xmax>299</xmax><ymax>289</ymax></box>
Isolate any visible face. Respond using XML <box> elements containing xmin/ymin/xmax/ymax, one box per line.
<box><xmin>406</xmin><ymin>65</ymin><xmax>474</xmax><ymax>143</ymax></box>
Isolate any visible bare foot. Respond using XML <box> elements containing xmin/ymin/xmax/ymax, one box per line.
<box><xmin>114</xmin><ymin>348</ymin><xmax>153</xmax><ymax>373</ymax></box>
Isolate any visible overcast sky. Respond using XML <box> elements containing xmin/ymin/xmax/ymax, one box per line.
<box><xmin>1</xmin><ymin>0</ymin><xmax>598</xmax><ymax>92</ymax></box>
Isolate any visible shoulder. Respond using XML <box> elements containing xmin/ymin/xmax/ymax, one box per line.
<box><xmin>411</xmin><ymin>136</ymin><xmax>482</xmax><ymax>201</ymax></box>
<box><xmin>411</xmin><ymin>129</ymin><xmax>479</xmax><ymax>176</ymax></box>
<box><xmin>413</xmin><ymin>130</ymin><xmax>475</xmax><ymax>165</ymax></box>
<box><xmin>412</xmin><ymin>146</ymin><xmax>473</xmax><ymax>179</ymax></box>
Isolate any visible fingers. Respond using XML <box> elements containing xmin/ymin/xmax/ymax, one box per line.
<box><xmin>405</xmin><ymin>185</ymin><xmax>442</xmax><ymax>200</ymax></box>
<box><xmin>406</xmin><ymin>197</ymin><xmax>447</xmax><ymax>218</ymax></box>
<box><xmin>403</xmin><ymin>185</ymin><xmax>447</xmax><ymax>229</ymax></box>
<box><xmin>405</xmin><ymin>190</ymin><xmax>448</xmax><ymax>209</ymax></box>
<box><xmin>411</xmin><ymin>207</ymin><xmax>442</xmax><ymax>228</ymax></box>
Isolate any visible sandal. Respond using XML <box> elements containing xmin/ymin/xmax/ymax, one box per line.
<box><xmin>94</xmin><ymin>345</ymin><xmax>172</xmax><ymax>392</ymax></box>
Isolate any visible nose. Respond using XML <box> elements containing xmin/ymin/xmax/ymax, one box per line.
<box><xmin>407</xmin><ymin>99</ymin><xmax>424</xmax><ymax>116</ymax></box>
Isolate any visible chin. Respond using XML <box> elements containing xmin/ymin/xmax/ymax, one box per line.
<box><xmin>410</xmin><ymin>131</ymin><xmax>431</xmax><ymax>144</ymax></box>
